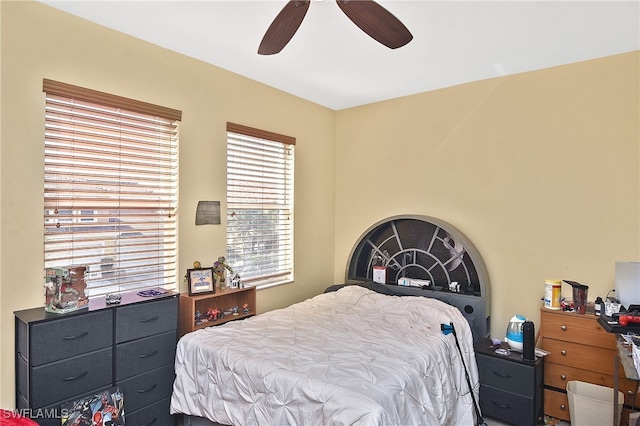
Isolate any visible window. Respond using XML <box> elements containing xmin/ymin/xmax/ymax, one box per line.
<box><xmin>43</xmin><ymin>79</ymin><xmax>181</xmax><ymax>296</ymax></box>
<box><xmin>226</xmin><ymin>122</ymin><xmax>295</xmax><ymax>287</ymax></box>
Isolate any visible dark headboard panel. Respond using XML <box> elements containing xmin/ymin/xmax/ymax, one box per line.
<box><xmin>345</xmin><ymin>215</ymin><xmax>491</xmax><ymax>340</ymax></box>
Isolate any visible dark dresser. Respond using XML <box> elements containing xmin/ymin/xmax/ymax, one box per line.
<box><xmin>15</xmin><ymin>289</ymin><xmax>179</xmax><ymax>426</ymax></box>
<box><xmin>474</xmin><ymin>337</ymin><xmax>544</xmax><ymax>426</ymax></box>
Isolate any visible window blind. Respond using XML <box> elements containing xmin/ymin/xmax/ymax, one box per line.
<box><xmin>226</xmin><ymin>122</ymin><xmax>295</xmax><ymax>286</ymax></box>
<box><xmin>43</xmin><ymin>79</ymin><xmax>180</xmax><ymax>296</ymax></box>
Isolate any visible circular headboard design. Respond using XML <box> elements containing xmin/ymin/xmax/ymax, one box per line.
<box><xmin>345</xmin><ymin>215</ymin><xmax>491</xmax><ymax>339</ymax></box>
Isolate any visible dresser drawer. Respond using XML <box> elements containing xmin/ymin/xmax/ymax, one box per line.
<box><xmin>545</xmin><ymin>361</ymin><xmax>638</xmax><ymax>405</ymax></box>
<box><xmin>541</xmin><ymin>310</ymin><xmax>615</xmax><ymax>348</ymax></box>
<box><xmin>27</xmin><ymin>386</ymin><xmax>116</xmax><ymax>426</ymax></box>
<box><xmin>117</xmin><ymin>364</ymin><xmax>175</xmax><ymax>413</ymax></box>
<box><xmin>115</xmin><ymin>330</ymin><xmax>177</xmax><ymax>380</ymax></box>
<box><xmin>543</xmin><ymin>337</ymin><xmax>614</xmax><ymax>375</ymax></box>
<box><xmin>116</xmin><ymin>297</ymin><xmax>178</xmax><ymax>343</ymax></box>
<box><xmin>30</xmin><ymin>348</ymin><xmax>112</xmax><ymax>408</ymax></box>
<box><xmin>476</xmin><ymin>353</ymin><xmax>539</xmax><ymax>395</ymax></box>
<box><xmin>480</xmin><ymin>384</ymin><xmax>537</xmax><ymax>426</ymax></box>
<box><xmin>544</xmin><ymin>388</ymin><xmax>570</xmax><ymax>421</ymax></box>
<box><xmin>27</xmin><ymin>310</ymin><xmax>113</xmax><ymax>366</ymax></box>
<box><xmin>126</xmin><ymin>397</ymin><xmax>175</xmax><ymax>426</ymax></box>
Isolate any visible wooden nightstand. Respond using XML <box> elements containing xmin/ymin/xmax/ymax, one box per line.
<box><xmin>179</xmin><ymin>286</ymin><xmax>256</xmax><ymax>336</ymax></box>
<box><xmin>474</xmin><ymin>337</ymin><xmax>544</xmax><ymax>426</ymax></box>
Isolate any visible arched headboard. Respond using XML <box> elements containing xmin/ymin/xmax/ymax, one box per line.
<box><xmin>345</xmin><ymin>215</ymin><xmax>491</xmax><ymax>340</ymax></box>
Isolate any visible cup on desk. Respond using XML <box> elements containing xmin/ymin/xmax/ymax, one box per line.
<box><xmin>572</xmin><ymin>284</ymin><xmax>589</xmax><ymax>314</ymax></box>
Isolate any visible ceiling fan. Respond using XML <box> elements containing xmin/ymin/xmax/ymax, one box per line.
<box><xmin>258</xmin><ymin>0</ymin><xmax>413</xmax><ymax>55</ymax></box>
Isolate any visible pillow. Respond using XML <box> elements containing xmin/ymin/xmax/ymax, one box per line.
<box><xmin>324</xmin><ymin>281</ymin><xmax>400</xmax><ymax>296</ymax></box>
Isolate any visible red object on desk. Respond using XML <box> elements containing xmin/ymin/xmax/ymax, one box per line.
<box><xmin>618</xmin><ymin>314</ymin><xmax>640</xmax><ymax>326</ymax></box>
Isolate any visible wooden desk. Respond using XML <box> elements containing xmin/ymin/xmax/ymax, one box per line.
<box><xmin>615</xmin><ymin>340</ymin><xmax>640</xmax><ymax>425</ymax></box>
<box><xmin>598</xmin><ymin>315</ymin><xmax>640</xmax><ymax>425</ymax></box>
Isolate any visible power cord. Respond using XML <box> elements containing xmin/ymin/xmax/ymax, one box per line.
<box><xmin>441</xmin><ymin>322</ymin><xmax>485</xmax><ymax>426</ymax></box>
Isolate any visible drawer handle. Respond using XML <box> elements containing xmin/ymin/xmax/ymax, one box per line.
<box><xmin>561</xmin><ymin>350</ymin><xmax>567</xmax><ymax>356</ymax></box>
<box><xmin>141</xmin><ymin>418</ymin><xmax>158</xmax><ymax>426</ymax></box>
<box><xmin>62</xmin><ymin>331</ymin><xmax>89</xmax><ymax>341</ymax></box>
<box><xmin>491</xmin><ymin>400</ymin><xmax>511</xmax><ymax>410</ymax></box>
<box><xmin>62</xmin><ymin>371</ymin><xmax>88</xmax><ymax>381</ymax></box>
<box><xmin>560</xmin><ymin>404</ymin><xmax>566</xmax><ymax>411</ymax></box>
<box><xmin>138</xmin><ymin>350</ymin><xmax>159</xmax><ymax>359</ymax></box>
<box><xmin>139</xmin><ymin>316</ymin><xmax>159</xmax><ymax>323</ymax></box>
<box><xmin>561</xmin><ymin>374</ymin><xmax>567</xmax><ymax>381</ymax></box>
<box><xmin>561</xmin><ymin>325</ymin><xmax>567</xmax><ymax>331</ymax></box>
<box><xmin>491</xmin><ymin>370</ymin><xmax>512</xmax><ymax>379</ymax></box>
<box><xmin>137</xmin><ymin>383</ymin><xmax>158</xmax><ymax>394</ymax></box>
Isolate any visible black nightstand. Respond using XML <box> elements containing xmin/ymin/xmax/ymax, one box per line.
<box><xmin>474</xmin><ymin>337</ymin><xmax>544</xmax><ymax>426</ymax></box>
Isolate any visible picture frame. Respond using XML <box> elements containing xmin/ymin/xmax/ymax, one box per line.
<box><xmin>188</xmin><ymin>267</ymin><xmax>215</xmax><ymax>296</ymax></box>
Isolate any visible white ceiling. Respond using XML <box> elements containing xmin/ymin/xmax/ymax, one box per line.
<box><xmin>40</xmin><ymin>0</ymin><xmax>639</xmax><ymax>110</ymax></box>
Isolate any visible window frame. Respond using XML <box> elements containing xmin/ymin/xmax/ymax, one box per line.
<box><xmin>226</xmin><ymin>122</ymin><xmax>295</xmax><ymax>289</ymax></box>
<box><xmin>42</xmin><ymin>79</ymin><xmax>181</xmax><ymax>297</ymax></box>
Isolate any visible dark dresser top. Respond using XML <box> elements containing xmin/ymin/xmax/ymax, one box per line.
<box><xmin>474</xmin><ymin>337</ymin><xmax>542</xmax><ymax>365</ymax></box>
<box><xmin>14</xmin><ymin>287</ymin><xmax>178</xmax><ymax>323</ymax></box>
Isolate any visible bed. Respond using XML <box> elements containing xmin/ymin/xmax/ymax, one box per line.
<box><xmin>171</xmin><ymin>284</ymin><xmax>480</xmax><ymax>425</ymax></box>
<box><xmin>171</xmin><ymin>216</ymin><xmax>490</xmax><ymax>425</ymax></box>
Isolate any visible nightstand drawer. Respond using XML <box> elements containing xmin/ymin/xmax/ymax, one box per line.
<box><xmin>117</xmin><ymin>364</ymin><xmax>175</xmax><ymax>413</ymax></box>
<box><xmin>116</xmin><ymin>297</ymin><xmax>178</xmax><ymax>343</ymax></box>
<box><xmin>543</xmin><ymin>337</ymin><xmax>614</xmax><ymax>375</ymax></box>
<box><xmin>30</xmin><ymin>348</ymin><xmax>112</xmax><ymax>407</ymax></box>
<box><xmin>480</xmin><ymin>384</ymin><xmax>536</xmax><ymax>426</ymax></box>
<box><xmin>476</xmin><ymin>353</ymin><xmax>538</xmax><ymax>395</ymax></box>
<box><xmin>28</xmin><ymin>310</ymin><xmax>113</xmax><ymax>366</ymax></box>
<box><xmin>115</xmin><ymin>330</ymin><xmax>177</xmax><ymax>380</ymax></box>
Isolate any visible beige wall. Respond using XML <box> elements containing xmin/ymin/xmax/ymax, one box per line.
<box><xmin>0</xmin><ymin>1</ymin><xmax>336</xmax><ymax>407</ymax></box>
<box><xmin>334</xmin><ymin>51</ymin><xmax>640</xmax><ymax>341</ymax></box>
<box><xmin>1</xmin><ymin>0</ymin><xmax>639</xmax><ymax>412</ymax></box>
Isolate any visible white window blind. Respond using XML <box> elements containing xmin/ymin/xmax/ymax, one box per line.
<box><xmin>226</xmin><ymin>122</ymin><xmax>295</xmax><ymax>287</ymax></box>
<box><xmin>43</xmin><ymin>79</ymin><xmax>181</xmax><ymax>297</ymax></box>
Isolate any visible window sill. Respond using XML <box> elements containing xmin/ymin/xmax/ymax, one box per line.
<box><xmin>256</xmin><ymin>278</ymin><xmax>294</xmax><ymax>291</ymax></box>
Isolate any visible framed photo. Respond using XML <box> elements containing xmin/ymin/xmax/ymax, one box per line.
<box><xmin>188</xmin><ymin>267</ymin><xmax>215</xmax><ymax>296</ymax></box>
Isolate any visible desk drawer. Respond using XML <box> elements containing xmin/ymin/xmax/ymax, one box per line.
<box><xmin>116</xmin><ymin>297</ymin><xmax>178</xmax><ymax>343</ymax></box>
<box><xmin>28</xmin><ymin>310</ymin><xmax>113</xmax><ymax>366</ymax></box>
<box><xmin>545</xmin><ymin>362</ymin><xmax>639</xmax><ymax>406</ymax></box>
<box><xmin>544</xmin><ymin>388</ymin><xmax>570</xmax><ymax>421</ymax></box>
<box><xmin>30</xmin><ymin>348</ymin><xmax>112</xmax><ymax>408</ymax></box>
<box><xmin>543</xmin><ymin>337</ymin><xmax>614</xmax><ymax>375</ymax></box>
<box><xmin>541</xmin><ymin>310</ymin><xmax>615</xmax><ymax>348</ymax></box>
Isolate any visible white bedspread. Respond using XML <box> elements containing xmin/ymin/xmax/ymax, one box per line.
<box><xmin>171</xmin><ymin>285</ymin><xmax>480</xmax><ymax>426</ymax></box>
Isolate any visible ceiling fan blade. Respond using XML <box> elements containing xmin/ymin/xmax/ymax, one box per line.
<box><xmin>258</xmin><ymin>0</ymin><xmax>311</xmax><ymax>55</ymax></box>
<box><xmin>336</xmin><ymin>0</ymin><xmax>413</xmax><ymax>49</ymax></box>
